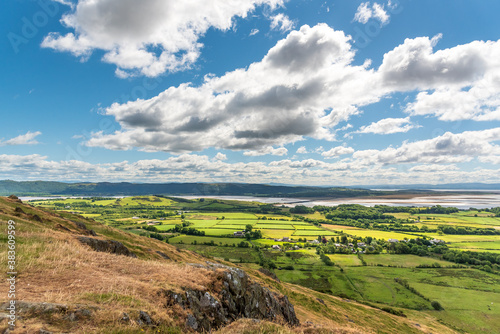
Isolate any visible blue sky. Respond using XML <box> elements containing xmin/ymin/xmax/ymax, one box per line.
<box><xmin>1</xmin><ymin>0</ymin><xmax>500</xmax><ymax>185</ymax></box>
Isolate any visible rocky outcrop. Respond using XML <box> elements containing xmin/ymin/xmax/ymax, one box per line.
<box><xmin>162</xmin><ymin>262</ymin><xmax>299</xmax><ymax>332</ymax></box>
<box><xmin>156</xmin><ymin>251</ymin><xmax>171</xmax><ymax>260</ymax></box>
<box><xmin>14</xmin><ymin>207</ymin><xmax>25</xmax><ymax>214</ymax></box>
<box><xmin>72</xmin><ymin>221</ymin><xmax>97</xmax><ymax>236</ymax></box>
<box><xmin>31</xmin><ymin>214</ymin><xmax>43</xmax><ymax>222</ymax></box>
<box><xmin>8</xmin><ymin>195</ymin><xmax>22</xmax><ymax>203</ymax></box>
<box><xmin>77</xmin><ymin>236</ymin><xmax>137</xmax><ymax>258</ymax></box>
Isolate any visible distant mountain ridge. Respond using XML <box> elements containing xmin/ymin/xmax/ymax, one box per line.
<box><xmin>0</xmin><ymin>180</ymin><xmax>384</xmax><ymax>197</ymax></box>
<box><xmin>2</xmin><ymin>180</ymin><xmax>497</xmax><ymax>197</ymax></box>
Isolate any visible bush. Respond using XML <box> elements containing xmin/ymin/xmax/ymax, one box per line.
<box><xmin>431</xmin><ymin>301</ymin><xmax>444</xmax><ymax>310</ymax></box>
<box><xmin>381</xmin><ymin>307</ymin><xmax>406</xmax><ymax>317</ymax></box>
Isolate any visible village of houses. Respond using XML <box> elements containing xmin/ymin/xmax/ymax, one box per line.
<box><xmin>233</xmin><ymin>229</ymin><xmax>445</xmax><ymax>253</ymax></box>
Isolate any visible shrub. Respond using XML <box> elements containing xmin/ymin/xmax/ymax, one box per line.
<box><xmin>431</xmin><ymin>301</ymin><xmax>444</xmax><ymax>311</ymax></box>
<box><xmin>381</xmin><ymin>307</ymin><xmax>406</xmax><ymax>317</ymax></box>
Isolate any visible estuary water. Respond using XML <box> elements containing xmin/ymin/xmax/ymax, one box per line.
<box><xmin>177</xmin><ymin>192</ymin><xmax>500</xmax><ymax>210</ymax></box>
<box><xmin>20</xmin><ymin>191</ymin><xmax>500</xmax><ymax>209</ymax></box>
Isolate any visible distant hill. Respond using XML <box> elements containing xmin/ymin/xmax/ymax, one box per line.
<box><xmin>0</xmin><ymin>180</ymin><xmax>391</xmax><ymax>197</ymax></box>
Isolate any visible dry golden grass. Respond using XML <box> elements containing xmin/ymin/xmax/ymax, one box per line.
<box><xmin>215</xmin><ymin>318</ymin><xmax>365</xmax><ymax>334</ymax></box>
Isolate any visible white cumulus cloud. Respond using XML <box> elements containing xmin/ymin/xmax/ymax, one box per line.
<box><xmin>269</xmin><ymin>13</ymin><xmax>295</xmax><ymax>32</ymax></box>
<box><xmin>354</xmin><ymin>2</ymin><xmax>390</xmax><ymax>25</ymax></box>
<box><xmin>0</xmin><ymin>131</ymin><xmax>42</xmax><ymax>146</ymax></box>
<box><xmin>352</xmin><ymin>128</ymin><xmax>500</xmax><ymax>165</ymax></box>
<box><xmin>355</xmin><ymin>117</ymin><xmax>418</xmax><ymax>134</ymax></box>
<box><xmin>42</xmin><ymin>0</ymin><xmax>284</xmax><ymax>77</ymax></box>
<box><xmin>86</xmin><ymin>24</ymin><xmax>379</xmax><ymax>153</ymax></box>
<box><xmin>321</xmin><ymin>146</ymin><xmax>355</xmax><ymax>159</ymax></box>
<box><xmin>243</xmin><ymin>147</ymin><xmax>288</xmax><ymax>156</ymax></box>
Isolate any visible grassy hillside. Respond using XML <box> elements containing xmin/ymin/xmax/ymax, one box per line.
<box><xmin>0</xmin><ymin>196</ymin><xmax>459</xmax><ymax>333</ymax></box>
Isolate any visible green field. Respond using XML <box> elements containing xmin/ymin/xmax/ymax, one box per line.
<box><xmin>195</xmin><ymin>212</ymin><xmax>257</xmax><ymax>219</ymax></box>
<box><xmin>253</xmin><ymin>224</ymin><xmax>296</xmax><ymax>230</ymax></box>
<box><xmin>346</xmin><ymin>229</ymin><xmax>416</xmax><ymax>240</ymax></box>
<box><xmin>258</xmin><ymin>229</ymin><xmax>296</xmax><ymax>238</ymax></box>
<box><xmin>187</xmin><ymin>220</ymin><xmax>220</xmax><ymax>228</ymax></box>
<box><xmin>388</xmin><ymin>211</ymin><xmax>500</xmax><ymax>229</ymax></box>
<box><xmin>255</xmin><ymin>214</ymin><xmax>293</xmax><ymax>220</ymax></box>
<box><xmin>153</xmin><ymin>224</ymin><xmax>182</xmax><ymax>231</ymax></box>
<box><xmin>215</xmin><ymin>219</ymin><xmax>258</xmax><ymax>225</ymax></box>
<box><xmin>363</xmin><ymin>254</ymin><xmax>453</xmax><ymax>267</ymax></box>
<box><xmin>169</xmin><ymin>235</ymin><xmax>243</xmax><ymax>245</ymax></box>
<box><xmin>198</xmin><ymin>228</ymin><xmax>239</xmax><ymax>236</ymax></box>
<box><xmin>293</xmin><ymin>230</ymin><xmax>338</xmax><ymax>236</ymax></box>
<box><xmin>327</xmin><ymin>254</ymin><xmax>363</xmax><ymax>266</ymax></box>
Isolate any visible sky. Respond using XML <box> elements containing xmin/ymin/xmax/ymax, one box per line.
<box><xmin>1</xmin><ymin>0</ymin><xmax>500</xmax><ymax>186</ymax></box>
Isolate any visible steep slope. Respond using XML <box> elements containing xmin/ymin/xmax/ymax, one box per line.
<box><xmin>0</xmin><ymin>196</ymin><xmax>457</xmax><ymax>333</ymax></box>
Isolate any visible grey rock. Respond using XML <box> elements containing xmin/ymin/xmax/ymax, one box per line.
<box><xmin>0</xmin><ymin>301</ymin><xmax>68</xmax><ymax>314</ymax></box>
<box><xmin>32</xmin><ymin>214</ymin><xmax>43</xmax><ymax>222</ymax></box>
<box><xmin>65</xmin><ymin>308</ymin><xmax>92</xmax><ymax>322</ymax></box>
<box><xmin>165</xmin><ymin>262</ymin><xmax>299</xmax><ymax>332</ymax></box>
<box><xmin>14</xmin><ymin>207</ymin><xmax>25</xmax><ymax>214</ymax></box>
<box><xmin>121</xmin><ymin>312</ymin><xmax>130</xmax><ymax>322</ymax></box>
<box><xmin>77</xmin><ymin>236</ymin><xmax>137</xmax><ymax>257</ymax></box>
<box><xmin>138</xmin><ymin>311</ymin><xmax>154</xmax><ymax>326</ymax></box>
<box><xmin>73</xmin><ymin>221</ymin><xmax>97</xmax><ymax>236</ymax></box>
<box><xmin>186</xmin><ymin>314</ymin><xmax>198</xmax><ymax>330</ymax></box>
<box><xmin>156</xmin><ymin>251</ymin><xmax>171</xmax><ymax>260</ymax></box>
<box><xmin>8</xmin><ymin>195</ymin><xmax>22</xmax><ymax>203</ymax></box>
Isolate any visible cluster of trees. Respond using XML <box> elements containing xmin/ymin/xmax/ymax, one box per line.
<box><xmin>386</xmin><ymin>238</ymin><xmax>447</xmax><ymax>256</ymax></box>
<box><xmin>325</xmin><ymin>205</ymin><xmax>387</xmax><ymax>220</ymax></box>
<box><xmin>375</xmin><ymin>205</ymin><xmax>459</xmax><ymax>215</ymax></box>
<box><xmin>437</xmin><ymin>225</ymin><xmax>500</xmax><ymax>235</ymax></box>
<box><xmin>244</xmin><ymin>225</ymin><xmax>263</xmax><ymax>239</ymax></box>
<box><xmin>442</xmin><ymin>249</ymin><xmax>500</xmax><ymax>269</ymax></box>
<box><xmin>289</xmin><ymin>205</ymin><xmax>314</xmax><ymax>214</ymax></box>
<box><xmin>315</xmin><ymin>236</ymin><xmax>382</xmax><ymax>255</ymax></box>
<box><xmin>167</xmin><ymin>223</ymin><xmax>205</xmax><ymax>236</ymax></box>
<box><xmin>257</xmin><ymin>248</ymin><xmax>277</xmax><ymax>269</ymax></box>
<box><xmin>488</xmin><ymin>207</ymin><xmax>500</xmax><ymax>217</ymax></box>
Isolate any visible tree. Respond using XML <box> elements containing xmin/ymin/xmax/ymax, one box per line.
<box><xmin>431</xmin><ymin>301</ymin><xmax>444</xmax><ymax>311</ymax></box>
<box><xmin>245</xmin><ymin>224</ymin><xmax>253</xmax><ymax>232</ymax></box>
<box><xmin>290</xmin><ymin>205</ymin><xmax>313</xmax><ymax>214</ymax></box>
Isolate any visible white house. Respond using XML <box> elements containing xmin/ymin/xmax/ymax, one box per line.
<box><xmin>272</xmin><ymin>245</ymin><xmax>281</xmax><ymax>250</ymax></box>
<box><xmin>388</xmin><ymin>239</ymin><xmax>399</xmax><ymax>243</ymax></box>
